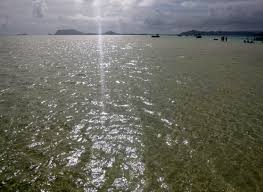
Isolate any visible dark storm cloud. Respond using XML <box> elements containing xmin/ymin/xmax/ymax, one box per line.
<box><xmin>141</xmin><ymin>0</ymin><xmax>263</xmax><ymax>32</ymax></box>
<box><xmin>0</xmin><ymin>0</ymin><xmax>263</xmax><ymax>34</ymax></box>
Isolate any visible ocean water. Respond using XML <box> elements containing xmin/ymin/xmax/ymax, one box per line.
<box><xmin>0</xmin><ymin>36</ymin><xmax>263</xmax><ymax>192</ymax></box>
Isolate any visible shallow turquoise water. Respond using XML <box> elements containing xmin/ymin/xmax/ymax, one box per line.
<box><xmin>0</xmin><ymin>36</ymin><xmax>263</xmax><ymax>191</ymax></box>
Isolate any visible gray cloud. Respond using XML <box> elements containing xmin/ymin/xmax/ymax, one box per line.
<box><xmin>0</xmin><ymin>0</ymin><xmax>262</xmax><ymax>35</ymax></box>
<box><xmin>1</xmin><ymin>16</ymin><xmax>9</xmax><ymax>28</ymax></box>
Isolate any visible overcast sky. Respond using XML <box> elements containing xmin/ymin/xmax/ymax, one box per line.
<box><xmin>0</xmin><ymin>0</ymin><xmax>263</xmax><ymax>34</ymax></box>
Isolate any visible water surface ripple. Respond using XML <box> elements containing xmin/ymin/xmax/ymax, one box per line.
<box><xmin>0</xmin><ymin>36</ymin><xmax>263</xmax><ymax>192</ymax></box>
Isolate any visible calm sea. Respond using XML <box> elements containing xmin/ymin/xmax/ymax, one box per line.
<box><xmin>0</xmin><ymin>36</ymin><xmax>263</xmax><ymax>191</ymax></box>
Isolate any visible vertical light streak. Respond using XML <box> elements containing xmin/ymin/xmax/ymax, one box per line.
<box><xmin>95</xmin><ymin>0</ymin><xmax>106</xmax><ymax>112</ymax></box>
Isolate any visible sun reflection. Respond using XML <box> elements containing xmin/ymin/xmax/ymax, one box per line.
<box><xmin>94</xmin><ymin>0</ymin><xmax>106</xmax><ymax>112</ymax></box>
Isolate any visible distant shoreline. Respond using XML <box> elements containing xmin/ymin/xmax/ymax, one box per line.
<box><xmin>178</xmin><ymin>30</ymin><xmax>263</xmax><ymax>37</ymax></box>
<box><xmin>1</xmin><ymin>29</ymin><xmax>263</xmax><ymax>37</ymax></box>
<box><xmin>51</xmin><ymin>29</ymin><xmax>263</xmax><ymax>37</ymax></box>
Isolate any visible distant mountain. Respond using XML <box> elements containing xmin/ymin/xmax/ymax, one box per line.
<box><xmin>103</xmin><ymin>31</ymin><xmax>120</xmax><ymax>35</ymax></box>
<box><xmin>55</xmin><ymin>29</ymin><xmax>122</xmax><ymax>35</ymax></box>
<box><xmin>16</xmin><ymin>33</ymin><xmax>28</xmax><ymax>36</ymax></box>
<box><xmin>55</xmin><ymin>29</ymin><xmax>85</xmax><ymax>35</ymax></box>
<box><xmin>179</xmin><ymin>30</ymin><xmax>263</xmax><ymax>37</ymax></box>
<box><xmin>54</xmin><ymin>29</ymin><xmax>150</xmax><ymax>36</ymax></box>
<box><xmin>54</xmin><ymin>29</ymin><xmax>96</xmax><ymax>35</ymax></box>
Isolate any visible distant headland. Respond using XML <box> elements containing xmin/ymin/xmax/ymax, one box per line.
<box><xmin>54</xmin><ymin>29</ymin><xmax>124</xmax><ymax>35</ymax></box>
<box><xmin>46</xmin><ymin>29</ymin><xmax>263</xmax><ymax>40</ymax></box>
<box><xmin>54</xmin><ymin>29</ymin><xmax>96</xmax><ymax>35</ymax></box>
<box><xmin>178</xmin><ymin>30</ymin><xmax>263</xmax><ymax>37</ymax></box>
<box><xmin>16</xmin><ymin>33</ymin><xmax>28</xmax><ymax>36</ymax></box>
<box><xmin>53</xmin><ymin>29</ymin><xmax>149</xmax><ymax>36</ymax></box>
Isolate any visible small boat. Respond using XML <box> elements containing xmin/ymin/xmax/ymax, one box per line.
<box><xmin>152</xmin><ymin>34</ymin><xmax>160</xmax><ymax>38</ymax></box>
<box><xmin>196</xmin><ymin>35</ymin><xmax>202</xmax><ymax>38</ymax></box>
